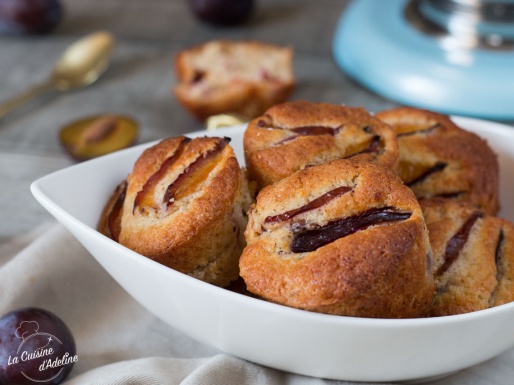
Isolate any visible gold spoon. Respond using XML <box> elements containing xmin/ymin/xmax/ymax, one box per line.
<box><xmin>0</xmin><ymin>31</ymin><xmax>115</xmax><ymax>119</ymax></box>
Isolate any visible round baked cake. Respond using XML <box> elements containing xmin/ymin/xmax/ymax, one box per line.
<box><xmin>243</xmin><ymin>101</ymin><xmax>399</xmax><ymax>190</ymax></box>
<box><xmin>104</xmin><ymin>136</ymin><xmax>252</xmax><ymax>287</ymax></box>
<box><xmin>421</xmin><ymin>198</ymin><xmax>514</xmax><ymax>316</ymax></box>
<box><xmin>375</xmin><ymin>107</ymin><xmax>499</xmax><ymax>215</ymax></box>
<box><xmin>174</xmin><ymin>40</ymin><xmax>295</xmax><ymax>121</ymax></box>
<box><xmin>240</xmin><ymin>159</ymin><xmax>434</xmax><ymax>318</ymax></box>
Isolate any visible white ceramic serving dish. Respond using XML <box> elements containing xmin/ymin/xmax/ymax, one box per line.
<box><xmin>31</xmin><ymin>117</ymin><xmax>514</xmax><ymax>383</ymax></box>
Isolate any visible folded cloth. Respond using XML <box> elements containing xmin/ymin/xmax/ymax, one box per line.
<box><xmin>1</xmin><ymin>223</ymin><xmax>513</xmax><ymax>385</ymax></box>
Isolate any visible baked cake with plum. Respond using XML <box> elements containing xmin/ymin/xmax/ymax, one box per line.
<box><xmin>375</xmin><ymin>107</ymin><xmax>499</xmax><ymax>215</ymax></box>
<box><xmin>421</xmin><ymin>198</ymin><xmax>514</xmax><ymax>316</ymax></box>
<box><xmin>174</xmin><ymin>40</ymin><xmax>295</xmax><ymax>121</ymax></box>
<box><xmin>244</xmin><ymin>101</ymin><xmax>399</xmax><ymax>190</ymax></box>
<box><xmin>240</xmin><ymin>159</ymin><xmax>434</xmax><ymax>318</ymax></box>
<box><xmin>99</xmin><ymin>136</ymin><xmax>252</xmax><ymax>287</ymax></box>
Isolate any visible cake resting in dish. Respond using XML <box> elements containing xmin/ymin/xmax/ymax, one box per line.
<box><xmin>244</xmin><ymin>100</ymin><xmax>399</xmax><ymax>190</ymax></box>
<box><xmin>99</xmin><ymin>136</ymin><xmax>252</xmax><ymax>287</ymax></box>
<box><xmin>375</xmin><ymin>107</ymin><xmax>499</xmax><ymax>215</ymax></box>
<box><xmin>240</xmin><ymin>159</ymin><xmax>434</xmax><ymax>318</ymax></box>
<box><xmin>421</xmin><ymin>198</ymin><xmax>514</xmax><ymax>316</ymax></box>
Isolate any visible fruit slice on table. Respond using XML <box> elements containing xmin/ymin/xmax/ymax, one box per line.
<box><xmin>59</xmin><ymin>114</ymin><xmax>138</xmax><ymax>161</ymax></box>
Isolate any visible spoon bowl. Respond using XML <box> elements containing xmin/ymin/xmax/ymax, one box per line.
<box><xmin>52</xmin><ymin>31</ymin><xmax>115</xmax><ymax>91</ymax></box>
<box><xmin>0</xmin><ymin>31</ymin><xmax>115</xmax><ymax>119</ymax></box>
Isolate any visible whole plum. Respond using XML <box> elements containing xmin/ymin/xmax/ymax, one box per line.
<box><xmin>189</xmin><ymin>0</ymin><xmax>254</xmax><ymax>26</ymax></box>
<box><xmin>0</xmin><ymin>308</ymin><xmax>76</xmax><ymax>385</ymax></box>
<box><xmin>0</xmin><ymin>0</ymin><xmax>63</xmax><ymax>35</ymax></box>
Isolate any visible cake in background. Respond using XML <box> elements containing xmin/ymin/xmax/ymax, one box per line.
<box><xmin>174</xmin><ymin>40</ymin><xmax>295</xmax><ymax>121</ymax></box>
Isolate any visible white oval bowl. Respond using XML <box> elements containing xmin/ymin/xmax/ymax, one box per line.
<box><xmin>31</xmin><ymin>116</ymin><xmax>514</xmax><ymax>383</ymax></box>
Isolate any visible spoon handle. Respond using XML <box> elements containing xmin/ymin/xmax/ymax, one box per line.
<box><xmin>0</xmin><ymin>79</ymin><xmax>55</xmax><ymax>119</ymax></box>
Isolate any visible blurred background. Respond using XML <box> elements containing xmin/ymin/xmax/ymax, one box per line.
<box><xmin>1</xmin><ymin>0</ymin><xmax>513</xmax><ymax>241</ymax></box>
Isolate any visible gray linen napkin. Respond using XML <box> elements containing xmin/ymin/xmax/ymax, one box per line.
<box><xmin>0</xmin><ymin>223</ymin><xmax>513</xmax><ymax>385</ymax></box>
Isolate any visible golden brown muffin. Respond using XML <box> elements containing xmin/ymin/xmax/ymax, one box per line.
<box><xmin>174</xmin><ymin>40</ymin><xmax>295</xmax><ymax>121</ymax></box>
<box><xmin>421</xmin><ymin>198</ymin><xmax>514</xmax><ymax>316</ymax></box>
<box><xmin>375</xmin><ymin>107</ymin><xmax>499</xmax><ymax>215</ymax></box>
<box><xmin>244</xmin><ymin>101</ymin><xmax>399</xmax><ymax>191</ymax></box>
<box><xmin>240</xmin><ymin>159</ymin><xmax>434</xmax><ymax>318</ymax></box>
<box><xmin>114</xmin><ymin>136</ymin><xmax>252</xmax><ymax>287</ymax></box>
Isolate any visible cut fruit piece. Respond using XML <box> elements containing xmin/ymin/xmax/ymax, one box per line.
<box><xmin>264</xmin><ymin>186</ymin><xmax>352</xmax><ymax>224</ymax></box>
<box><xmin>107</xmin><ymin>180</ymin><xmax>127</xmax><ymax>242</ymax></box>
<box><xmin>396</xmin><ymin>123</ymin><xmax>440</xmax><ymax>137</ymax></box>
<box><xmin>436</xmin><ymin>212</ymin><xmax>484</xmax><ymax>276</ymax></box>
<box><xmin>401</xmin><ymin>161</ymin><xmax>447</xmax><ymax>187</ymax></box>
<box><xmin>291</xmin><ymin>207</ymin><xmax>412</xmax><ymax>253</ymax></box>
<box><xmin>59</xmin><ymin>114</ymin><xmax>138</xmax><ymax>161</ymax></box>
<box><xmin>345</xmin><ymin>135</ymin><xmax>381</xmax><ymax>158</ymax></box>
<box><xmin>134</xmin><ymin>137</ymin><xmax>191</xmax><ymax>213</ymax></box>
<box><xmin>164</xmin><ymin>137</ymin><xmax>230</xmax><ymax>208</ymax></box>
